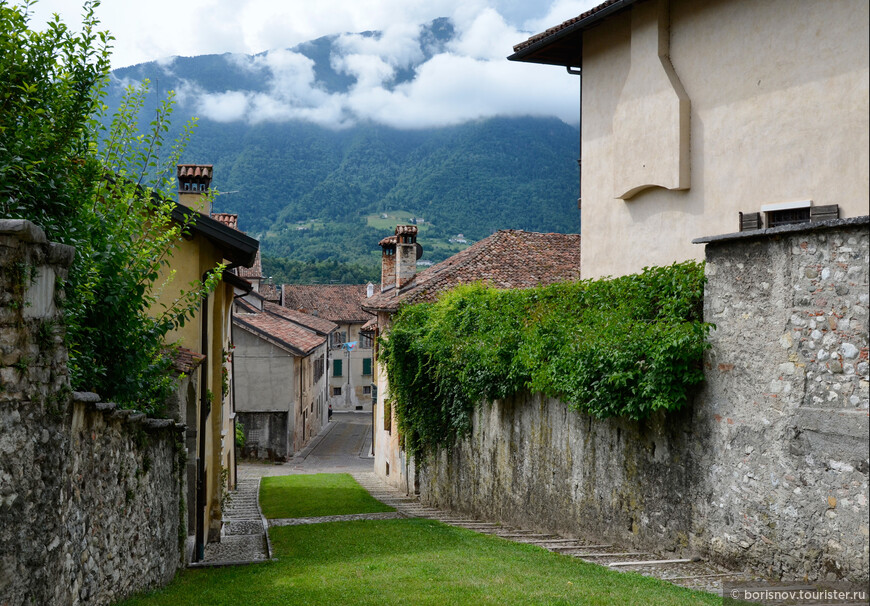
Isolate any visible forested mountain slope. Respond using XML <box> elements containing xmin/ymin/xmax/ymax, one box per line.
<box><xmin>107</xmin><ymin>20</ymin><xmax>580</xmax><ymax>279</ymax></box>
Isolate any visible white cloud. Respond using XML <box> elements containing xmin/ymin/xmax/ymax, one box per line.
<box><xmin>30</xmin><ymin>0</ymin><xmax>586</xmax><ymax>129</ymax></box>
<box><xmin>335</xmin><ymin>23</ymin><xmax>424</xmax><ymax>69</ymax></box>
<box><xmin>198</xmin><ymin>91</ymin><xmax>250</xmax><ymax>122</ymax></box>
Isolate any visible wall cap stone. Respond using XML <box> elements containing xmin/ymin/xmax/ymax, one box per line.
<box><xmin>47</xmin><ymin>242</ymin><xmax>76</xmax><ymax>267</ymax></box>
<box><xmin>0</xmin><ymin>219</ymin><xmax>48</xmax><ymax>244</ymax></box>
<box><xmin>692</xmin><ymin>215</ymin><xmax>869</xmax><ymax>245</ymax></box>
<box><xmin>143</xmin><ymin>418</ymin><xmax>173</xmax><ymax>430</ymax></box>
<box><xmin>73</xmin><ymin>391</ymin><xmax>101</xmax><ymax>403</ymax></box>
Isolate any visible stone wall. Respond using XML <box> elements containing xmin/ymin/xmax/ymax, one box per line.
<box><xmin>0</xmin><ymin>220</ymin><xmax>185</xmax><ymax>605</ymax></box>
<box><xmin>417</xmin><ymin>217</ymin><xmax>869</xmax><ymax>583</ymax></box>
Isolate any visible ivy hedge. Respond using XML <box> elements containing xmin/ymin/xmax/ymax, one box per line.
<box><xmin>379</xmin><ymin>261</ymin><xmax>712</xmax><ymax>459</ymax></box>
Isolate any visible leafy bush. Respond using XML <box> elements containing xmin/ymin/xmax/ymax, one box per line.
<box><xmin>379</xmin><ymin>261</ymin><xmax>712</xmax><ymax>458</ymax></box>
<box><xmin>2</xmin><ymin>1</ymin><xmax>222</xmax><ymax>412</ymax></box>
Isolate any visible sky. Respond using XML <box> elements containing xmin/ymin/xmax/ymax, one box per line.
<box><xmin>26</xmin><ymin>0</ymin><xmax>599</xmax><ymax>129</ymax></box>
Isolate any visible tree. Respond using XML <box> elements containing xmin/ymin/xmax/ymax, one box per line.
<box><xmin>1</xmin><ymin>0</ymin><xmax>222</xmax><ymax>412</ymax></box>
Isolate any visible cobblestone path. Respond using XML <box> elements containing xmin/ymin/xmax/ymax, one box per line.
<box><xmin>197</xmin><ymin>478</ymin><xmax>270</xmax><ymax>567</ymax></box>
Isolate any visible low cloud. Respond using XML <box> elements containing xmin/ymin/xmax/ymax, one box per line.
<box><xmin>171</xmin><ymin>4</ymin><xmax>582</xmax><ymax>129</ymax></box>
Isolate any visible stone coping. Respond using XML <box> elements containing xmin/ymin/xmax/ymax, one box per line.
<box><xmin>72</xmin><ymin>391</ymin><xmax>185</xmax><ymax>432</ymax></box>
<box><xmin>692</xmin><ymin>215</ymin><xmax>869</xmax><ymax>245</ymax></box>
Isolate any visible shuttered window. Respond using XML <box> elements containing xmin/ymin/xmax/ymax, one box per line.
<box><xmin>333</xmin><ymin>359</ymin><xmax>342</xmax><ymax>377</ymax></box>
<box><xmin>362</xmin><ymin>358</ymin><xmax>372</xmax><ymax>376</ymax></box>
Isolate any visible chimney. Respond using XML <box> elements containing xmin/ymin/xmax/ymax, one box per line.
<box><xmin>177</xmin><ymin>164</ymin><xmax>213</xmax><ymax>214</ymax></box>
<box><xmin>379</xmin><ymin>234</ymin><xmax>396</xmax><ymax>292</ymax></box>
<box><xmin>394</xmin><ymin>225</ymin><xmax>418</xmax><ymax>290</ymax></box>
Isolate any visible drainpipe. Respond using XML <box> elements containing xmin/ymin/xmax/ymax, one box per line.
<box><xmin>194</xmin><ymin>271</ymin><xmax>210</xmax><ymax>562</ymax></box>
<box><xmin>567</xmin><ymin>62</ymin><xmax>582</xmax><ymax>211</ymax></box>
<box><xmin>230</xmin><ymin>314</ymin><xmax>238</xmax><ymax>489</ymax></box>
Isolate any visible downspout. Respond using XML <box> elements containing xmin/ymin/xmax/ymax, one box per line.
<box><xmin>230</xmin><ymin>313</ymin><xmax>238</xmax><ymax>489</ymax></box>
<box><xmin>195</xmin><ymin>271</ymin><xmax>210</xmax><ymax>563</ymax></box>
<box><xmin>371</xmin><ymin>324</ymin><xmax>378</xmax><ymax>456</ymax></box>
<box><xmin>299</xmin><ymin>355</ymin><xmax>304</xmax><ymax>447</ymax></box>
<box><xmin>567</xmin><ymin>63</ymin><xmax>582</xmax><ymax>212</ymax></box>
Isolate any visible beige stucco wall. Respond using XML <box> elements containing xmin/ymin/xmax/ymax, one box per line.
<box><xmin>580</xmin><ymin>0</ymin><xmax>869</xmax><ymax>279</ymax></box>
<box><xmin>372</xmin><ymin>311</ymin><xmax>415</xmax><ymax>491</ymax></box>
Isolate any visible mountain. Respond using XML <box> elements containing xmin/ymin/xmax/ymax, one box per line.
<box><xmin>106</xmin><ymin>18</ymin><xmax>580</xmax><ymax>280</ymax></box>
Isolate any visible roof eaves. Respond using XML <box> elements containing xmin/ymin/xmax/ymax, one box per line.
<box><xmin>222</xmin><ymin>270</ymin><xmax>253</xmax><ymax>293</ymax></box>
<box><xmin>508</xmin><ymin>0</ymin><xmax>637</xmax><ymax>66</ymax></box>
<box><xmin>171</xmin><ymin>203</ymin><xmax>259</xmax><ymax>268</ymax></box>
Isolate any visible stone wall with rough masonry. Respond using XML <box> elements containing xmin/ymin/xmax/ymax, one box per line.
<box><xmin>0</xmin><ymin>220</ymin><xmax>185</xmax><ymax>606</ymax></box>
<box><xmin>418</xmin><ymin>217</ymin><xmax>869</xmax><ymax>584</ymax></box>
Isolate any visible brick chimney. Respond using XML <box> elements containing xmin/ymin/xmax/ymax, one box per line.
<box><xmin>379</xmin><ymin>234</ymin><xmax>396</xmax><ymax>292</ymax></box>
<box><xmin>395</xmin><ymin>225</ymin><xmax>418</xmax><ymax>290</ymax></box>
<box><xmin>177</xmin><ymin>164</ymin><xmax>213</xmax><ymax>214</ymax></box>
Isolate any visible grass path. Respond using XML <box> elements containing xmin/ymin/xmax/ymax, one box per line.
<box><xmin>259</xmin><ymin>473</ymin><xmax>395</xmax><ymax>519</ymax></box>
<box><xmin>117</xmin><ymin>474</ymin><xmax>719</xmax><ymax>605</ymax></box>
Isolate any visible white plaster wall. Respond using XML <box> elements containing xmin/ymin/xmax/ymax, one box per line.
<box><xmin>580</xmin><ymin>0</ymin><xmax>869</xmax><ymax>279</ymax></box>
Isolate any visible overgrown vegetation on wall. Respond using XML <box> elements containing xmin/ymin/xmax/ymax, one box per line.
<box><xmin>380</xmin><ymin>261</ymin><xmax>712</xmax><ymax>458</ymax></box>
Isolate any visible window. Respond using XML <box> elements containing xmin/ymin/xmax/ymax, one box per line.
<box><xmin>362</xmin><ymin>358</ymin><xmax>372</xmax><ymax>376</ymax></box>
<box><xmin>313</xmin><ymin>358</ymin><xmax>324</xmax><ymax>382</ymax></box>
<box><xmin>333</xmin><ymin>386</ymin><xmax>342</xmax><ymax>396</ymax></box>
<box><xmin>333</xmin><ymin>359</ymin><xmax>343</xmax><ymax>377</ymax></box>
<box><xmin>384</xmin><ymin>399</ymin><xmax>391</xmax><ymax>434</ymax></box>
<box><xmin>363</xmin><ymin>385</ymin><xmax>371</xmax><ymax>395</ymax></box>
<box><xmin>360</xmin><ymin>333</ymin><xmax>373</xmax><ymax>349</ymax></box>
<box><xmin>767</xmin><ymin>207</ymin><xmax>811</xmax><ymax>228</ymax></box>
<box><xmin>331</xmin><ymin>331</ymin><xmax>346</xmax><ymax>348</ymax></box>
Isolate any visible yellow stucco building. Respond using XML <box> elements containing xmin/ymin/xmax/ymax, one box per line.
<box><xmin>154</xmin><ymin>164</ymin><xmax>258</xmax><ymax>562</ymax></box>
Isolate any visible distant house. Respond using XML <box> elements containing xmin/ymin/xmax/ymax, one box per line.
<box><xmin>281</xmin><ymin>284</ymin><xmax>376</xmax><ymax>412</ymax></box>
<box><xmin>232</xmin><ymin>293</ymin><xmax>336</xmax><ymax>460</ymax></box>
<box><xmin>509</xmin><ymin>0</ymin><xmax>869</xmax><ymax>279</ymax></box>
<box><xmin>362</xmin><ymin>225</ymin><xmax>581</xmax><ymax>490</ymax></box>
<box><xmin>153</xmin><ymin>164</ymin><xmax>259</xmax><ymax>561</ymax></box>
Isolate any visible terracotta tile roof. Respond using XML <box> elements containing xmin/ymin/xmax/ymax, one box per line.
<box><xmin>170</xmin><ymin>346</ymin><xmax>206</xmax><ymax>374</ymax></box>
<box><xmin>361</xmin><ymin>317</ymin><xmax>378</xmax><ymax>332</ymax></box>
<box><xmin>281</xmin><ymin>284</ymin><xmax>374</xmax><ymax>324</ymax></box>
<box><xmin>211</xmin><ymin>213</ymin><xmax>238</xmax><ymax>230</ymax></box>
<box><xmin>512</xmin><ymin>0</ymin><xmax>628</xmax><ymax>53</ymax></box>
<box><xmin>260</xmin><ymin>283</ymin><xmax>280</xmax><ymax>303</ymax></box>
<box><xmin>263</xmin><ymin>301</ymin><xmax>337</xmax><ymax>335</ymax></box>
<box><xmin>237</xmin><ymin>249</ymin><xmax>262</xmax><ymax>279</ymax></box>
<box><xmin>233</xmin><ymin>306</ymin><xmax>326</xmax><ymax>356</ymax></box>
<box><xmin>362</xmin><ymin>230</ymin><xmax>582</xmax><ymax>313</ymax></box>
<box><xmin>379</xmin><ymin>235</ymin><xmax>397</xmax><ymax>247</ymax></box>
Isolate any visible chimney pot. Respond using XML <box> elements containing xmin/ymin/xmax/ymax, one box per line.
<box><xmin>177</xmin><ymin>164</ymin><xmax>213</xmax><ymax>214</ymax></box>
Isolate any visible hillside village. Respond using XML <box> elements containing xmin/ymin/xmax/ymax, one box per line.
<box><xmin>1</xmin><ymin>0</ymin><xmax>869</xmax><ymax>604</ymax></box>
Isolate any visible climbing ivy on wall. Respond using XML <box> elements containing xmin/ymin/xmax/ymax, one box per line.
<box><xmin>379</xmin><ymin>261</ymin><xmax>712</xmax><ymax>459</ymax></box>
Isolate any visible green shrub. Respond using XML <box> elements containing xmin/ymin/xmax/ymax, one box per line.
<box><xmin>379</xmin><ymin>261</ymin><xmax>712</xmax><ymax>458</ymax></box>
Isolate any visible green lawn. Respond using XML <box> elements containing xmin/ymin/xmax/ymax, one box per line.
<box><xmin>118</xmin><ymin>519</ymin><xmax>719</xmax><ymax>606</ymax></box>
<box><xmin>259</xmin><ymin>473</ymin><xmax>395</xmax><ymax>519</ymax></box>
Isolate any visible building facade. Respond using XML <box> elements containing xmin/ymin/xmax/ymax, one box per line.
<box><xmin>510</xmin><ymin>0</ymin><xmax>869</xmax><ymax>279</ymax></box>
<box><xmin>282</xmin><ymin>284</ymin><xmax>376</xmax><ymax>412</ymax></box>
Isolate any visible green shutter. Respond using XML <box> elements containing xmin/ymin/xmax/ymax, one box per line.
<box><xmin>333</xmin><ymin>359</ymin><xmax>342</xmax><ymax>377</ymax></box>
<box><xmin>363</xmin><ymin>358</ymin><xmax>372</xmax><ymax>375</ymax></box>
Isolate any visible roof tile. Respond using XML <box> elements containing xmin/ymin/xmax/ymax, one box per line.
<box><xmin>363</xmin><ymin>230</ymin><xmax>581</xmax><ymax>313</ymax></box>
<box><xmin>281</xmin><ymin>284</ymin><xmax>374</xmax><ymax>324</ymax></box>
